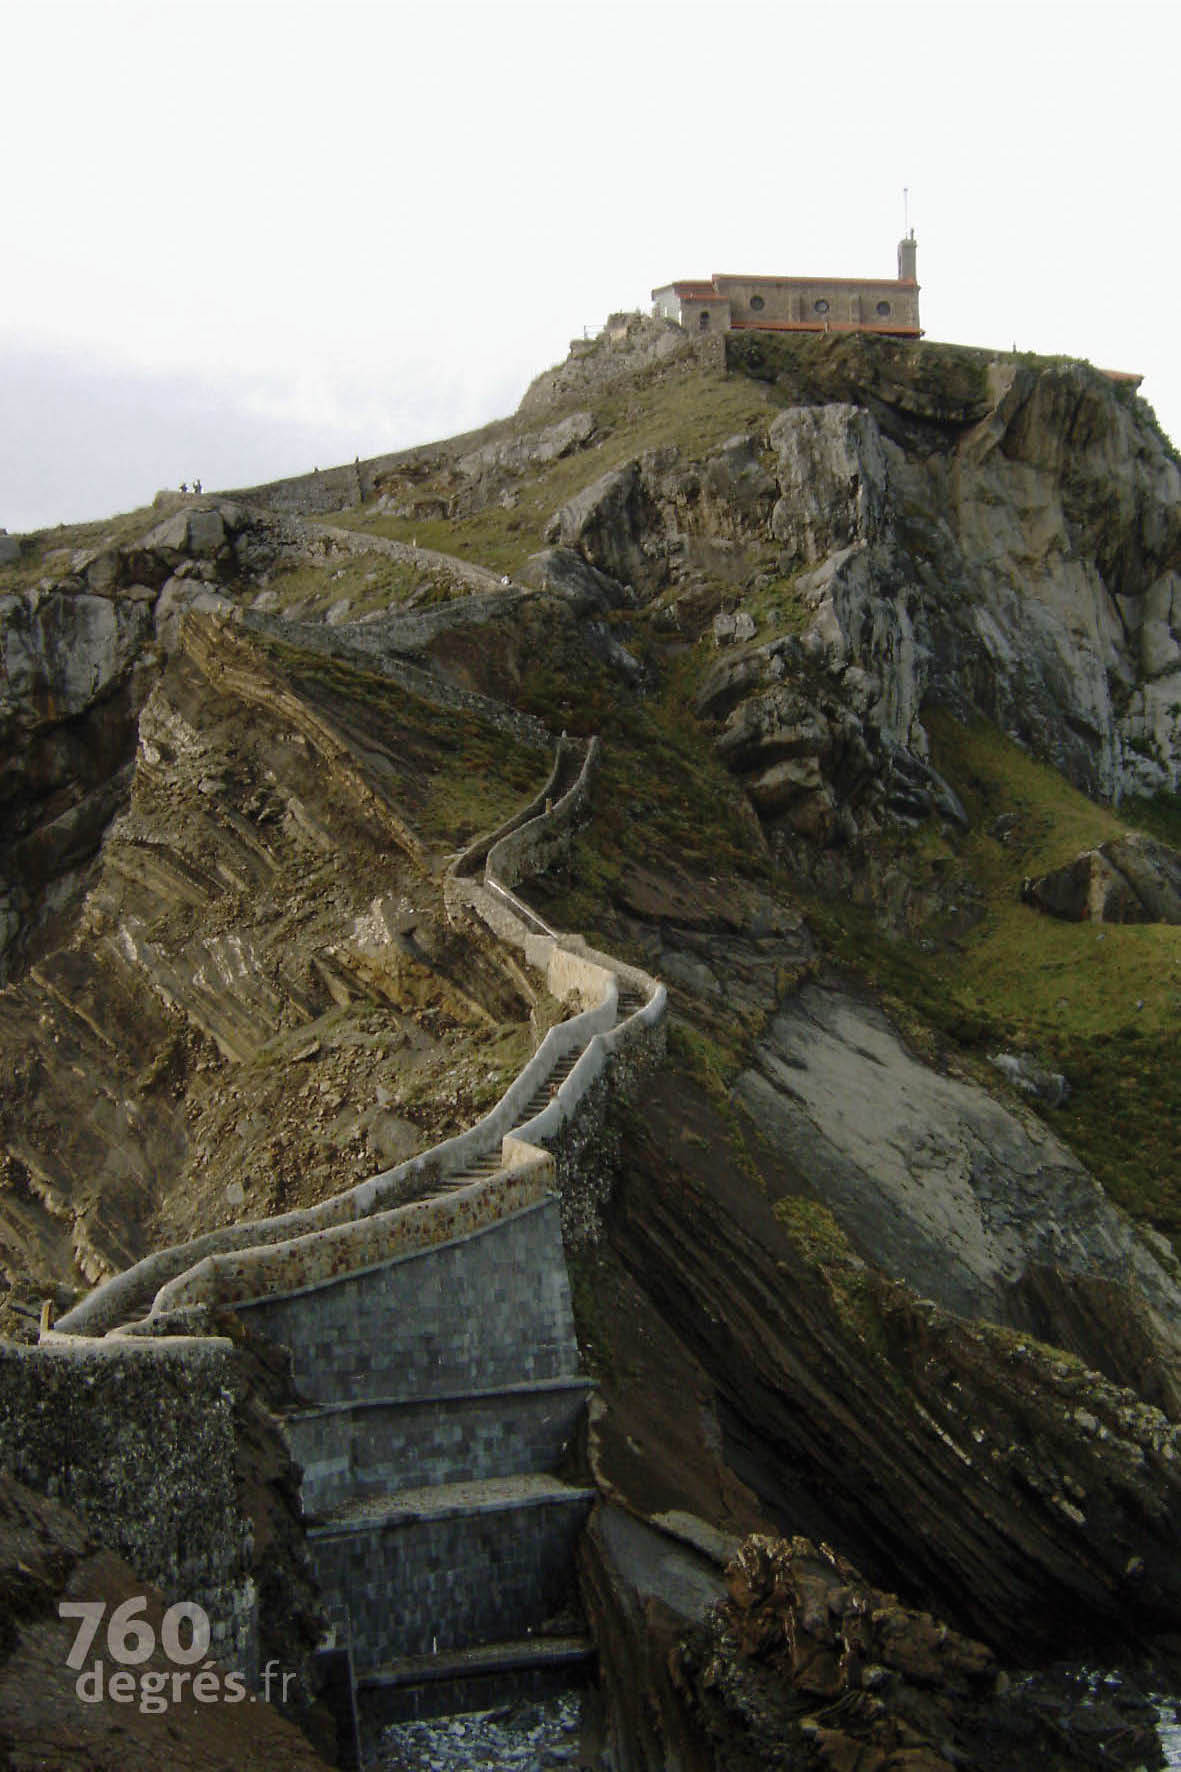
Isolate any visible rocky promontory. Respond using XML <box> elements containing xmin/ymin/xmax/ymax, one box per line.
<box><xmin>2</xmin><ymin>319</ymin><xmax>1180</xmax><ymax>1767</ymax></box>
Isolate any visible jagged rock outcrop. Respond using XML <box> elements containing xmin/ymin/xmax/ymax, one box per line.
<box><xmin>0</xmin><ymin>588</ymin><xmax>157</xmax><ymax>982</ymax></box>
<box><xmin>521</xmin><ymin>546</ymin><xmax>630</xmax><ymax>615</ymax></box>
<box><xmin>768</xmin><ymin>402</ymin><xmax>892</xmax><ymax>558</ymax></box>
<box><xmin>541</xmin><ymin>339</ymin><xmax>1181</xmax><ymax>843</ymax></box>
<box><xmin>545</xmin><ymin>459</ymin><xmax>666</xmax><ymax>597</ymax></box>
<box><xmin>667</xmin><ymin>1534</ymin><xmax>1163</xmax><ymax>1772</ymax></box>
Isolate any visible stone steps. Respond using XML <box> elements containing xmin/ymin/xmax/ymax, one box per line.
<box><xmin>512</xmin><ymin>1050</ymin><xmax>583</xmax><ymax>1123</ymax></box>
<box><xmin>436</xmin><ymin>1153</ymin><xmax>503</xmax><ymax>1192</ymax></box>
<box><xmin>310</xmin><ymin>1471</ymin><xmax>596</xmax><ymax>1532</ymax></box>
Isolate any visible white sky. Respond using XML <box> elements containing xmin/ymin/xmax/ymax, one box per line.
<box><xmin>2</xmin><ymin>0</ymin><xmax>1178</xmax><ymax>533</ymax></box>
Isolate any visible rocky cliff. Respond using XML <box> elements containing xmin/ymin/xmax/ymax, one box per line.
<box><xmin>2</xmin><ymin>319</ymin><xmax>1181</xmax><ymax>1766</ymax></box>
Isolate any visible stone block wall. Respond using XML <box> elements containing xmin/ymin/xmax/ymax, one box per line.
<box><xmin>286</xmin><ymin>1379</ymin><xmax>591</xmax><ymax>1516</ymax></box>
<box><xmin>235</xmin><ymin>1199</ymin><xmax>581</xmax><ymax>1406</ymax></box>
<box><xmin>308</xmin><ymin>1488</ymin><xmax>594</xmax><ymax>1666</ymax></box>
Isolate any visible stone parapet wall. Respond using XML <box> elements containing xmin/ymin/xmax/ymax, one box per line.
<box><xmin>153</xmin><ymin>1149</ymin><xmax>556</xmax><ymax>1315</ymax></box>
<box><xmin>483</xmin><ymin>737</ymin><xmax>600</xmax><ymax>896</ymax></box>
<box><xmin>451</xmin><ymin>740</ymin><xmax>575</xmax><ymax>881</ymax></box>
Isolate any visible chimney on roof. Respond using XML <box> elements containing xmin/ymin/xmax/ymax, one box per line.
<box><xmin>897</xmin><ymin>232</ymin><xmax>918</xmax><ymax>283</ymax></box>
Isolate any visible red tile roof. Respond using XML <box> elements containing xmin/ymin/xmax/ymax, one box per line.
<box><xmin>714</xmin><ymin>273</ymin><xmax>916</xmax><ymax>291</ymax></box>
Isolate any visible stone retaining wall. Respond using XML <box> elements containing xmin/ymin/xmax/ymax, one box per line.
<box><xmin>309</xmin><ymin>1487</ymin><xmax>594</xmax><ymax>1668</ymax></box>
<box><xmin>234</xmin><ymin>1198</ymin><xmax>581</xmax><ymax>1407</ymax></box>
<box><xmin>286</xmin><ymin>1379</ymin><xmax>591</xmax><ymax>1517</ymax></box>
<box><xmin>0</xmin><ymin>1335</ymin><xmax>257</xmax><ymax>1675</ymax></box>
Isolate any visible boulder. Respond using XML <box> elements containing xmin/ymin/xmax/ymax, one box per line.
<box><xmin>989</xmin><ymin>1050</ymin><xmax>1071</xmax><ymax>1107</ymax></box>
<box><xmin>1024</xmin><ymin>834</ymin><xmax>1181</xmax><ymax>924</ymax></box>
<box><xmin>521</xmin><ymin>546</ymin><xmax>628</xmax><ymax>614</ymax></box>
<box><xmin>545</xmin><ymin>459</ymin><xmax>665</xmax><ymax>595</ymax></box>
<box><xmin>713</xmin><ymin>608</ymin><xmax>757</xmax><ymax>644</ymax></box>
<box><xmin>186</xmin><ymin>508</ymin><xmax>227</xmax><ymax>557</ymax></box>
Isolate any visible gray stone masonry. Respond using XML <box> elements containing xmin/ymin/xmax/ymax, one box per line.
<box><xmin>286</xmin><ymin>1378</ymin><xmax>592</xmax><ymax>1517</ymax></box>
<box><xmin>237</xmin><ymin>1199</ymin><xmax>580</xmax><ymax>1406</ymax></box>
<box><xmin>307</xmin><ymin>1480</ymin><xmax>594</xmax><ymax>1667</ymax></box>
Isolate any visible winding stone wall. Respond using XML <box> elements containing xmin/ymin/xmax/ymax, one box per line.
<box><xmin>16</xmin><ymin>716</ymin><xmax>668</xmax><ymax>1735</ymax></box>
<box><xmin>57</xmin><ymin>734</ymin><xmax>661</xmax><ymax>1335</ymax></box>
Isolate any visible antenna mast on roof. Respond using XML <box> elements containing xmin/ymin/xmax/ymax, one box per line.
<box><xmin>903</xmin><ymin>186</ymin><xmax>910</xmax><ymax>236</ymax></box>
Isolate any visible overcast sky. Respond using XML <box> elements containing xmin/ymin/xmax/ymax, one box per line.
<box><xmin>2</xmin><ymin>0</ymin><xmax>1178</xmax><ymax>534</ymax></box>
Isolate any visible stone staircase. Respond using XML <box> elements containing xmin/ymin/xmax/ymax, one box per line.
<box><xmin>54</xmin><ymin>730</ymin><xmax>667</xmax><ymax>1764</ymax></box>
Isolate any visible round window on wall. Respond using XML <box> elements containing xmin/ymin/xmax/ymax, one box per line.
<box><xmin>813</xmin><ymin>299</ymin><xmax>829</xmax><ymax>315</ymax></box>
<box><xmin>750</xmin><ymin>294</ymin><xmax>765</xmax><ymax>312</ymax></box>
<box><xmin>698</xmin><ymin>311</ymin><xmax>711</xmax><ymax>331</ymax></box>
<box><xmin>876</xmin><ymin>300</ymin><xmax>892</xmax><ymax>317</ymax></box>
